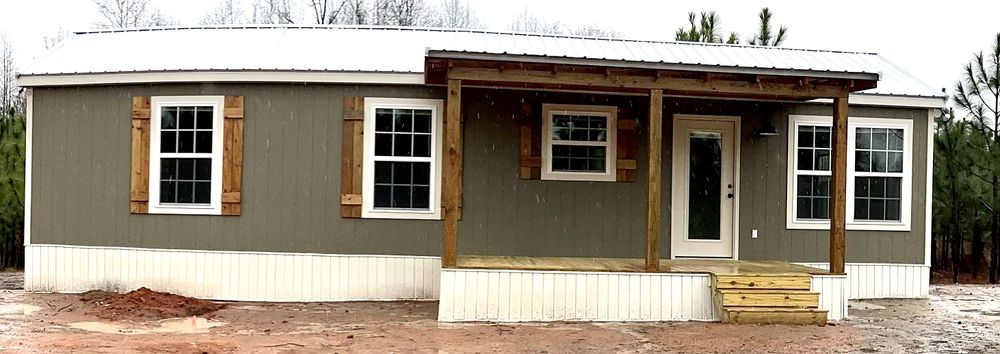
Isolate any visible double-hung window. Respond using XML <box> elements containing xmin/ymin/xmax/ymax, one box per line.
<box><xmin>148</xmin><ymin>96</ymin><xmax>225</xmax><ymax>215</ymax></box>
<box><xmin>787</xmin><ymin>115</ymin><xmax>912</xmax><ymax>231</ymax></box>
<box><xmin>361</xmin><ymin>98</ymin><xmax>443</xmax><ymax>219</ymax></box>
<box><xmin>541</xmin><ymin>104</ymin><xmax>617</xmax><ymax>181</ymax></box>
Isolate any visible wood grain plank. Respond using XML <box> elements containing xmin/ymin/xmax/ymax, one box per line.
<box><xmin>829</xmin><ymin>96</ymin><xmax>848</xmax><ymax>274</ymax></box>
<box><xmin>645</xmin><ymin>90</ymin><xmax>663</xmax><ymax>272</ymax></box>
<box><xmin>222</xmin><ymin>96</ymin><xmax>245</xmax><ymax>216</ymax></box>
<box><xmin>129</xmin><ymin>96</ymin><xmax>151</xmax><ymax>214</ymax></box>
<box><xmin>442</xmin><ymin>79</ymin><xmax>462</xmax><ymax>268</ymax></box>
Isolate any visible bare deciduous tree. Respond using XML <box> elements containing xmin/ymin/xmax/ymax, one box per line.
<box><xmin>0</xmin><ymin>34</ymin><xmax>16</xmax><ymax>115</ymax></box>
<box><xmin>508</xmin><ymin>8</ymin><xmax>563</xmax><ymax>34</ymax></box>
<box><xmin>340</xmin><ymin>0</ymin><xmax>370</xmax><ymax>24</ymax></box>
<box><xmin>568</xmin><ymin>24</ymin><xmax>621</xmax><ymax>38</ymax></box>
<box><xmin>202</xmin><ymin>0</ymin><xmax>247</xmax><ymax>25</ymax></box>
<box><xmin>427</xmin><ymin>0</ymin><xmax>480</xmax><ymax>29</ymax></box>
<box><xmin>373</xmin><ymin>0</ymin><xmax>427</xmax><ymax>26</ymax></box>
<box><xmin>251</xmin><ymin>0</ymin><xmax>298</xmax><ymax>24</ymax></box>
<box><xmin>308</xmin><ymin>0</ymin><xmax>348</xmax><ymax>24</ymax></box>
<box><xmin>92</xmin><ymin>0</ymin><xmax>171</xmax><ymax>28</ymax></box>
<box><xmin>43</xmin><ymin>27</ymin><xmax>72</xmax><ymax>50</ymax></box>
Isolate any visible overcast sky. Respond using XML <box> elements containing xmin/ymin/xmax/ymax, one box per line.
<box><xmin>2</xmin><ymin>0</ymin><xmax>998</xmax><ymax>94</ymax></box>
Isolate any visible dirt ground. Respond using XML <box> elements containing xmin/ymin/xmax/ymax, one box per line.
<box><xmin>0</xmin><ymin>272</ymin><xmax>997</xmax><ymax>353</ymax></box>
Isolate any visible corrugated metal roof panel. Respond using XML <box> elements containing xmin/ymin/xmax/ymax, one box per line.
<box><xmin>19</xmin><ymin>25</ymin><xmax>942</xmax><ymax>98</ymax></box>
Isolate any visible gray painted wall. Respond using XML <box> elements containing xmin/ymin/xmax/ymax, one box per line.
<box><xmin>30</xmin><ymin>84</ymin><xmax>928</xmax><ymax>263</ymax></box>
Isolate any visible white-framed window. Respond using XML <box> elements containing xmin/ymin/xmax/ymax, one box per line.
<box><xmin>361</xmin><ymin>98</ymin><xmax>444</xmax><ymax>220</ymax></box>
<box><xmin>541</xmin><ymin>104</ymin><xmax>617</xmax><ymax>181</ymax></box>
<box><xmin>148</xmin><ymin>96</ymin><xmax>225</xmax><ymax>215</ymax></box>
<box><xmin>786</xmin><ymin>115</ymin><xmax>912</xmax><ymax>231</ymax></box>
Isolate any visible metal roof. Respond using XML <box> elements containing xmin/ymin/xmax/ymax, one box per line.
<box><xmin>19</xmin><ymin>25</ymin><xmax>943</xmax><ymax>98</ymax></box>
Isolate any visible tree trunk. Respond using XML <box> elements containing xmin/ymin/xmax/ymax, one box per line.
<box><xmin>991</xmin><ymin>207</ymin><xmax>999</xmax><ymax>284</ymax></box>
<box><xmin>973</xmin><ymin>224</ymin><xmax>984</xmax><ymax>277</ymax></box>
<box><xmin>951</xmin><ymin>185</ymin><xmax>962</xmax><ymax>283</ymax></box>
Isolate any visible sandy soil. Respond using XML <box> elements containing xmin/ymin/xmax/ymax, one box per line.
<box><xmin>0</xmin><ymin>271</ymin><xmax>996</xmax><ymax>353</ymax></box>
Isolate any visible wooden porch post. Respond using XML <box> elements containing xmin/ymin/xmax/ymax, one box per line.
<box><xmin>645</xmin><ymin>89</ymin><xmax>663</xmax><ymax>272</ymax></box>
<box><xmin>442</xmin><ymin>79</ymin><xmax>462</xmax><ymax>268</ymax></box>
<box><xmin>829</xmin><ymin>95</ymin><xmax>848</xmax><ymax>274</ymax></box>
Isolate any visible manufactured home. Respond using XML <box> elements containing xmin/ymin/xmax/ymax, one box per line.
<box><xmin>18</xmin><ymin>26</ymin><xmax>944</xmax><ymax>323</ymax></box>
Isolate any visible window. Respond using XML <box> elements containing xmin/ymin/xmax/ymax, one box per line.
<box><xmin>148</xmin><ymin>96</ymin><xmax>225</xmax><ymax>215</ymax></box>
<box><xmin>541</xmin><ymin>104</ymin><xmax>617</xmax><ymax>181</ymax></box>
<box><xmin>786</xmin><ymin>115</ymin><xmax>912</xmax><ymax>231</ymax></box>
<box><xmin>362</xmin><ymin>98</ymin><xmax>443</xmax><ymax>219</ymax></box>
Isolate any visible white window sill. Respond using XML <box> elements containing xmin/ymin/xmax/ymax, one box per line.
<box><xmin>362</xmin><ymin>209</ymin><xmax>442</xmax><ymax>220</ymax></box>
<box><xmin>541</xmin><ymin>171</ymin><xmax>617</xmax><ymax>182</ymax></box>
<box><xmin>148</xmin><ymin>205</ymin><xmax>222</xmax><ymax>216</ymax></box>
<box><xmin>786</xmin><ymin>220</ymin><xmax>911</xmax><ymax>232</ymax></box>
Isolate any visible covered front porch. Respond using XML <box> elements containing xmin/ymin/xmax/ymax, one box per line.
<box><xmin>424</xmin><ymin>52</ymin><xmax>874</xmax><ymax>322</ymax></box>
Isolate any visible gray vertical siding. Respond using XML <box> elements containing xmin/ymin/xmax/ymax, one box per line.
<box><xmin>32</xmin><ymin>84</ymin><xmax>445</xmax><ymax>256</ymax></box>
<box><xmin>30</xmin><ymin>84</ymin><xmax>928</xmax><ymax>263</ymax></box>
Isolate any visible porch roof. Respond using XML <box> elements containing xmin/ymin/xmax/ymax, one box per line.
<box><xmin>17</xmin><ymin>26</ymin><xmax>943</xmax><ymax>102</ymax></box>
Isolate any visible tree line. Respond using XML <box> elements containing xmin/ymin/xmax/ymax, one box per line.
<box><xmin>935</xmin><ymin>34</ymin><xmax>1000</xmax><ymax>284</ymax></box>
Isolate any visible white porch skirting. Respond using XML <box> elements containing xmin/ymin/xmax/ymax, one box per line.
<box><xmin>799</xmin><ymin>263</ymin><xmax>930</xmax><ymax>299</ymax></box>
<box><xmin>438</xmin><ymin>268</ymin><xmax>718</xmax><ymax>322</ymax></box>
<box><xmin>24</xmin><ymin>244</ymin><xmax>441</xmax><ymax>302</ymax></box>
<box><xmin>812</xmin><ymin>274</ymin><xmax>848</xmax><ymax>320</ymax></box>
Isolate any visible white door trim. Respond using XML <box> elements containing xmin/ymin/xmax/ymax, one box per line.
<box><xmin>670</xmin><ymin>114</ymin><xmax>741</xmax><ymax>259</ymax></box>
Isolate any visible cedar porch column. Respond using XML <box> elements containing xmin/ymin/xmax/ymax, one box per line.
<box><xmin>442</xmin><ymin>79</ymin><xmax>462</xmax><ymax>268</ymax></box>
<box><xmin>645</xmin><ymin>89</ymin><xmax>664</xmax><ymax>272</ymax></box>
<box><xmin>829</xmin><ymin>95</ymin><xmax>849</xmax><ymax>274</ymax></box>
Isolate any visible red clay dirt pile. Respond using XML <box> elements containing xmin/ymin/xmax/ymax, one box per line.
<box><xmin>82</xmin><ymin>287</ymin><xmax>226</xmax><ymax>321</ymax></box>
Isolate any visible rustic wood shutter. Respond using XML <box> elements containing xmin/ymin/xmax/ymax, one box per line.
<box><xmin>129</xmin><ymin>97</ymin><xmax>151</xmax><ymax>213</ymax></box>
<box><xmin>518</xmin><ymin>103</ymin><xmax>542</xmax><ymax>180</ymax></box>
<box><xmin>340</xmin><ymin>97</ymin><xmax>364</xmax><ymax>218</ymax></box>
<box><xmin>221</xmin><ymin>96</ymin><xmax>245</xmax><ymax>216</ymax></box>
<box><xmin>616</xmin><ymin>117</ymin><xmax>639</xmax><ymax>182</ymax></box>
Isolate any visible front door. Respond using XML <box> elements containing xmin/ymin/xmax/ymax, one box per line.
<box><xmin>670</xmin><ymin>115</ymin><xmax>738</xmax><ymax>258</ymax></box>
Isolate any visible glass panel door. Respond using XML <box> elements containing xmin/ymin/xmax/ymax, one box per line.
<box><xmin>687</xmin><ymin>132</ymin><xmax>722</xmax><ymax>240</ymax></box>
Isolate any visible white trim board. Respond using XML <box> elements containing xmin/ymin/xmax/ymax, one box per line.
<box><xmin>925</xmin><ymin>109</ymin><xmax>936</xmax><ymax>266</ymax></box>
<box><xmin>809</xmin><ymin>94</ymin><xmax>946</xmax><ymax>109</ymax></box>
<box><xmin>24</xmin><ymin>244</ymin><xmax>441</xmax><ymax>302</ymax></box>
<box><xmin>798</xmin><ymin>262</ymin><xmax>929</xmax><ymax>299</ymax></box>
<box><xmin>24</xmin><ymin>89</ymin><xmax>32</xmax><ymax>246</ymax></box>
<box><xmin>16</xmin><ymin>71</ymin><xmax>426</xmax><ymax>87</ymax></box>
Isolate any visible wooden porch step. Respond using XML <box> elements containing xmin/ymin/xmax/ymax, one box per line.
<box><xmin>716</xmin><ymin>289</ymin><xmax>819</xmax><ymax>308</ymax></box>
<box><xmin>713</xmin><ymin>274</ymin><xmax>812</xmax><ymax>290</ymax></box>
<box><xmin>720</xmin><ymin>307</ymin><xmax>828</xmax><ymax>325</ymax></box>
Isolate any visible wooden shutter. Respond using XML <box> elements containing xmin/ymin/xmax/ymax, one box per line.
<box><xmin>221</xmin><ymin>96</ymin><xmax>245</xmax><ymax>216</ymax></box>
<box><xmin>518</xmin><ymin>103</ymin><xmax>542</xmax><ymax>180</ymax></box>
<box><xmin>616</xmin><ymin>116</ymin><xmax>639</xmax><ymax>182</ymax></box>
<box><xmin>341</xmin><ymin>97</ymin><xmax>364</xmax><ymax>218</ymax></box>
<box><xmin>129</xmin><ymin>96</ymin><xmax>151</xmax><ymax>214</ymax></box>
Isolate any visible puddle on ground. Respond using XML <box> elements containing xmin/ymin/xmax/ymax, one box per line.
<box><xmin>67</xmin><ymin>317</ymin><xmax>226</xmax><ymax>335</ymax></box>
<box><xmin>0</xmin><ymin>304</ymin><xmax>40</xmax><ymax>316</ymax></box>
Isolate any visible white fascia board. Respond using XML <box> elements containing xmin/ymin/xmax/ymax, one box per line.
<box><xmin>810</xmin><ymin>94</ymin><xmax>947</xmax><ymax>109</ymax></box>
<box><xmin>16</xmin><ymin>71</ymin><xmax>426</xmax><ymax>87</ymax></box>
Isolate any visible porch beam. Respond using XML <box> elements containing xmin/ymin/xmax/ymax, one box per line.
<box><xmin>645</xmin><ymin>89</ymin><xmax>664</xmax><ymax>272</ymax></box>
<box><xmin>829</xmin><ymin>95</ymin><xmax>848</xmax><ymax>274</ymax></box>
<box><xmin>444</xmin><ymin>67</ymin><xmax>853</xmax><ymax>100</ymax></box>
<box><xmin>443</xmin><ymin>79</ymin><xmax>462</xmax><ymax>268</ymax></box>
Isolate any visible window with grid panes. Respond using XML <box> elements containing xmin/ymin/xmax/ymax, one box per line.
<box><xmin>853</xmin><ymin>128</ymin><xmax>905</xmax><ymax>221</ymax></box>
<box><xmin>541</xmin><ymin>104</ymin><xmax>617</xmax><ymax>181</ymax></box>
<box><xmin>794</xmin><ymin>125</ymin><xmax>832</xmax><ymax>220</ymax></box>
<box><xmin>372</xmin><ymin>108</ymin><xmax>434</xmax><ymax>210</ymax></box>
<box><xmin>148</xmin><ymin>96</ymin><xmax>224</xmax><ymax>215</ymax></box>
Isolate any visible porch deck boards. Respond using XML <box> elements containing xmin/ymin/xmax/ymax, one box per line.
<box><xmin>455</xmin><ymin>256</ymin><xmax>828</xmax><ymax>275</ymax></box>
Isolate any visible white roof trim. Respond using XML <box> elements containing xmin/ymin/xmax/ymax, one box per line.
<box><xmin>811</xmin><ymin>94</ymin><xmax>946</xmax><ymax>109</ymax></box>
<box><xmin>16</xmin><ymin>71</ymin><xmax>425</xmax><ymax>87</ymax></box>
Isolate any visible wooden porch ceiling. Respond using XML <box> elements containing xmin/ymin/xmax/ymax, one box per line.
<box><xmin>425</xmin><ymin>58</ymin><xmax>878</xmax><ymax>101</ymax></box>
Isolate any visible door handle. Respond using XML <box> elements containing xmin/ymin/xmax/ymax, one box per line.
<box><xmin>727</xmin><ymin>184</ymin><xmax>734</xmax><ymax>199</ymax></box>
